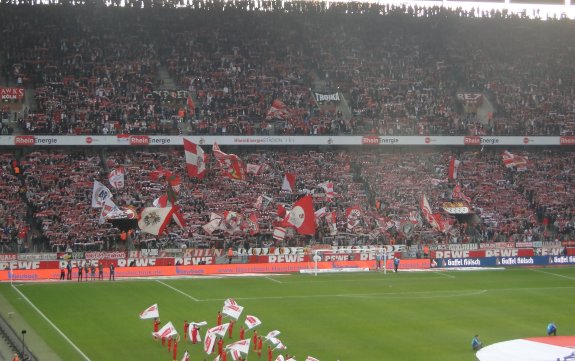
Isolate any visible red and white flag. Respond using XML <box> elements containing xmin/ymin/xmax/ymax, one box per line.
<box><xmin>326</xmin><ymin>211</ymin><xmax>338</xmax><ymax>235</ymax></box>
<box><xmin>184</xmin><ymin>138</ymin><xmax>207</xmax><ymax>179</ymax></box>
<box><xmin>213</xmin><ymin>143</ymin><xmax>247</xmax><ymax>181</ymax></box>
<box><xmin>502</xmin><ymin>150</ymin><xmax>528</xmax><ymax>170</ymax></box>
<box><xmin>317</xmin><ymin>181</ymin><xmax>335</xmax><ymax>200</ymax></box>
<box><xmin>306</xmin><ymin>357</ymin><xmax>320</xmax><ymax>361</ymax></box>
<box><xmin>273</xmin><ymin>227</ymin><xmax>286</xmax><ymax>241</ymax></box>
<box><xmin>243</xmin><ymin>212</ymin><xmax>260</xmax><ymax>235</ymax></box>
<box><xmin>208</xmin><ymin>323</ymin><xmax>230</xmax><ymax>337</ymax></box>
<box><xmin>99</xmin><ymin>198</ymin><xmax>121</xmax><ymax>224</ymax></box>
<box><xmin>265</xmin><ymin>330</ymin><xmax>281</xmax><ymax>340</ymax></box>
<box><xmin>108</xmin><ymin>166</ymin><xmax>125</xmax><ymax>189</ymax></box>
<box><xmin>346</xmin><ymin>205</ymin><xmax>362</xmax><ymax>231</ymax></box>
<box><xmin>266</xmin><ymin>99</ymin><xmax>290</xmax><ymax>120</ymax></box>
<box><xmin>275</xmin><ymin>356</ymin><xmax>285</xmax><ymax>361</ymax></box>
<box><xmin>180</xmin><ymin>351</ymin><xmax>190</xmax><ymax>361</ymax></box>
<box><xmin>224</xmin><ymin>298</ymin><xmax>238</xmax><ymax>306</ymax></box>
<box><xmin>421</xmin><ymin>194</ymin><xmax>439</xmax><ymax>228</ymax></box>
<box><xmin>153</xmin><ymin>321</ymin><xmax>177</xmax><ymax>338</ymax></box>
<box><xmin>226</xmin><ymin>339</ymin><xmax>251</xmax><ymax>355</ymax></box>
<box><xmin>203</xmin><ymin>332</ymin><xmax>216</xmax><ymax>354</ymax></box>
<box><xmin>448</xmin><ymin>156</ymin><xmax>460</xmax><ymax>181</ymax></box>
<box><xmin>139</xmin><ymin>304</ymin><xmax>159</xmax><ymax>319</ymax></box>
<box><xmin>202</xmin><ymin>213</ymin><xmax>223</xmax><ymax>235</ymax></box>
<box><xmin>281</xmin><ymin>173</ymin><xmax>296</xmax><ymax>192</ymax></box>
<box><xmin>222</xmin><ymin>304</ymin><xmax>244</xmax><ymax>320</ymax></box>
<box><xmin>244</xmin><ymin>315</ymin><xmax>262</xmax><ymax>330</ymax></box>
<box><xmin>246</xmin><ymin>163</ymin><xmax>264</xmax><ymax>175</ymax></box>
<box><xmin>138</xmin><ymin>207</ymin><xmax>174</xmax><ymax>236</ymax></box>
<box><xmin>286</xmin><ymin>195</ymin><xmax>316</xmax><ymax>235</ymax></box>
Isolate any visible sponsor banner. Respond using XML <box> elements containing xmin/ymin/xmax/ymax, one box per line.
<box><xmin>173</xmin><ymin>256</ymin><xmax>216</xmax><ymax>266</ymax></box>
<box><xmin>0</xmin><ymin>259</ymin><xmax>430</xmax><ymax>281</ymax></box>
<box><xmin>536</xmin><ymin>247</ymin><xmax>564</xmax><ymax>256</ymax></box>
<box><xmin>183</xmin><ymin>249</ymin><xmax>224</xmax><ymax>257</ymax></box>
<box><xmin>432</xmin><ymin>256</ymin><xmax>575</xmax><ymax>268</ymax></box>
<box><xmin>0</xmin><ymin>136</ymin><xmax>570</xmax><ymax>147</ymax></box>
<box><xmin>18</xmin><ymin>253</ymin><xmax>58</xmax><ymax>261</ymax></box>
<box><xmin>0</xmin><ymin>254</ymin><xmax>17</xmax><ymax>262</ymax></box>
<box><xmin>57</xmin><ymin>252</ymin><xmax>85</xmax><ymax>260</ymax></box>
<box><xmin>250</xmin><ymin>254</ymin><xmax>308</xmax><ymax>263</ymax></box>
<box><xmin>432</xmin><ymin>249</ymin><xmax>533</xmax><ymax>259</ymax></box>
<box><xmin>149</xmin><ymin>90</ymin><xmax>188</xmax><ymax>100</ymax></box>
<box><xmin>0</xmin><ymin>87</ymin><xmax>25</xmax><ymax>100</ymax></box>
<box><xmin>84</xmin><ymin>251</ymin><xmax>127</xmax><ymax>260</ymax></box>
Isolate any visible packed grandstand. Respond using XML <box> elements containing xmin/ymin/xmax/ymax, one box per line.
<box><xmin>0</xmin><ymin>0</ymin><xmax>574</xmax><ymax>272</ymax></box>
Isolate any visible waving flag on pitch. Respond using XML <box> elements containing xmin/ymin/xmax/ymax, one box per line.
<box><xmin>203</xmin><ymin>332</ymin><xmax>216</xmax><ymax>354</ymax></box>
<box><xmin>282</xmin><ymin>173</ymin><xmax>296</xmax><ymax>192</ymax></box>
<box><xmin>286</xmin><ymin>195</ymin><xmax>316</xmax><ymax>235</ymax></box>
<box><xmin>138</xmin><ymin>207</ymin><xmax>174</xmax><ymax>236</ymax></box>
<box><xmin>108</xmin><ymin>166</ymin><xmax>125</xmax><ymax>189</ymax></box>
<box><xmin>188</xmin><ymin>321</ymin><xmax>206</xmax><ymax>342</ymax></box>
<box><xmin>139</xmin><ymin>304</ymin><xmax>159</xmax><ymax>319</ymax></box>
<box><xmin>180</xmin><ymin>351</ymin><xmax>190</xmax><ymax>361</ymax></box>
<box><xmin>184</xmin><ymin>138</ymin><xmax>207</xmax><ymax>179</ymax></box>
<box><xmin>265</xmin><ymin>330</ymin><xmax>281</xmax><ymax>340</ymax></box>
<box><xmin>224</xmin><ymin>298</ymin><xmax>238</xmax><ymax>306</ymax></box>
<box><xmin>91</xmin><ymin>180</ymin><xmax>113</xmax><ymax>208</ymax></box>
<box><xmin>208</xmin><ymin>323</ymin><xmax>230</xmax><ymax>337</ymax></box>
<box><xmin>306</xmin><ymin>357</ymin><xmax>320</xmax><ymax>361</ymax></box>
<box><xmin>213</xmin><ymin>143</ymin><xmax>247</xmax><ymax>181</ymax></box>
<box><xmin>275</xmin><ymin>356</ymin><xmax>285</xmax><ymax>361</ymax></box>
<box><xmin>225</xmin><ymin>338</ymin><xmax>252</xmax><ymax>360</ymax></box>
<box><xmin>222</xmin><ymin>304</ymin><xmax>244</xmax><ymax>320</ymax></box>
<box><xmin>244</xmin><ymin>315</ymin><xmax>262</xmax><ymax>330</ymax></box>
<box><xmin>153</xmin><ymin>321</ymin><xmax>177</xmax><ymax>338</ymax></box>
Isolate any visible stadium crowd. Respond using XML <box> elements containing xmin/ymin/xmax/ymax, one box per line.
<box><xmin>0</xmin><ymin>146</ymin><xmax>573</xmax><ymax>254</ymax></box>
<box><xmin>0</xmin><ymin>2</ymin><xmax>575</xmax><ymax>254</ymax></box>
<box><xmin>0</xmin><ymin>3</ymin><xmax>574</xmax><ymax>137</ymax></box>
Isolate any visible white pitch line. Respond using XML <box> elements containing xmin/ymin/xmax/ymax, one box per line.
<box><xmin>265</xmin><ymin>276</ymin><xmax>282</xmax><ymax>284</ymax></box>
<box><xmin>433</xmin><ymin>270</ymin><xmax>456</xmax><ymax>279</ymax></box>
<box><xmin>530</xmin><ymin>268</ymin><xmax>575</xmax><ymax>281</ymax></box>
<box><xmin>338</xmin><ymin>289</ymin><xmax>487</xmax><ymax>299</ymax></box>
<box><xmin>155</xmin><ymin>280</ymin><xmax>200</xmax><ymax>301</ymax></box>
<box><xmin>11</xmin><ymin>284</ymin><xmax>91</xmax><ymax>361</ymax></box>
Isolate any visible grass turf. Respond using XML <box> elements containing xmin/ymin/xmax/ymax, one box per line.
<box><xmin>1</xmin><ymin>267</ymin><xmax>574</xmax><ymax>361</ymax></box>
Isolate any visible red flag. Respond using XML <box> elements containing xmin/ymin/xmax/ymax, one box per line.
<box><xmin>346</xmin><ymin>205</ymin><xmax>362</xmax><ymax>231</ymax></box>
<box><xmin>281</xmin><ymin>173</ymin><xmax>296</xmax><ymax>192</ymax></box>
<box><xmin>286</xmin><ymin>195</ymin><xmax>316</xmax><ymax>235</ymax></box>
<box><xmin>213</xmin><ymin>143</ymin><xmax>247</xmax><ymax>181</ymax></box>
<box><xmin>266</xmin><ymin>99</ymin><xmax>290</xmax><ymax>120</ymax></box>
<box><xmin>184</xmin><ymin>138</ymin><xmax>207</xmax><ymax>179</ymax></box>
<box><xmin>448</xmin><ymin>156</ymin><xmax>460</xmax><ymax>181</ymax></box>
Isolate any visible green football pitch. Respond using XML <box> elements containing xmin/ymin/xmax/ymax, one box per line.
<box><xmin>1</xmin><ymin>267</ymin><xmax>574</xmax><ymax>361</ymax></box>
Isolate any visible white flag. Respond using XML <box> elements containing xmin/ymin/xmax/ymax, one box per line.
<box><xmin>275</xmin><ymin>356</ymin><xmax>286</xmax><ymax>361</ymax></box>
<box><xmin>91</xmin><ymin>180</ymin><xmax>113</xmax><ymax>208</ymax></box>
<box><xmin>225</xmin><ymin>339</ymin><xmax>251</xmax><ymax>355</ymax></box>
<box><xmin>153</xmin><ymin>321</ymin><xmax>177</xmax><ymax>338</ymax></box>
<box><xmin>139</xmin><ymin>304</ymin><xmax>159</xmax><ymax>319</ymax></box>
<box><xmin>138</xmin><ymin>207</ymin><xmax>174</xmax><ymax>236</ymax></box>
<box><xmin>265</xmin><ymin>330</ymin><xmax>281</xmax><ymax>340</ymax></box>
<box><xmin>244</xmin><ymin>315</ymin><xmax>262</xmax><ymax>330</ymax></box>
<box><xmin>268</xmin><ymin>337</ymin><xmax>281</xmax><ymax>345</ymax></box>
<box><xmin>306</xmin><ymin>357</ymin><xmax>320</xmax><ymax>361</ymax></box>
<box><xmin>99</xmin><ymin>198</ymin><xmax>120</xmax><ymax>224</ymax></box>
<box><xmin>207</xmin><ymin>323</ymin><xmax>230</xmax><ymax>337</ymax></box>
<box><xmin>108</xmin><ymin>166</ymin><xmax>125</xmax><ymax>189</ymax></box>
<box><xmin>224</xmin><ymin>298</ymin><xmax>238</xmax><ymax>306</ymax></box>
<box><xmin>180</xmin><ymin>351</ymin><xmax>190</xmax><ymax>361</ymax></box>
<box><xmin>188</xmin><ymin>323</ymin><xmax>202</xmax><ymax>343</ymax></box>
<box><xmin>222</xmin><ymin>304</ymin><xmax>244</xmax><ymax>320</ymax></box>
<box><xmin>204</xmin><ymin>332</ymin><xmax>216</xmax><ymax>354</ymax></box>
